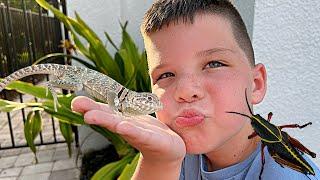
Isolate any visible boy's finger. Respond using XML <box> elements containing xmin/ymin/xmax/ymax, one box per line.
<box><xmin>116</xmin><ymin>121</ymin><xmax>162</xmax><ymax>148</ymax></box>
<box><xmin>71</xmin><ymin>96</ymin><xmax>114</xmax><ymax>114</ymax></box>
<box><xmin>84</xmin><ymin>110</ymin><xmax>122</xmax><ymax>132</ymax></box>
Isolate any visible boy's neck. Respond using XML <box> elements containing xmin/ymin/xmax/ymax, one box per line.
<box><xmin>204</xmin><ymin>123</ymin><xmax>260</xmax><ymax>171</ymax></box>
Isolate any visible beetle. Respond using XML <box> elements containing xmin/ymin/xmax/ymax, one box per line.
<box><xmin>226</xmin><ymin>89</ymin><xmax>317</xmax><ymax>180</ymax></box>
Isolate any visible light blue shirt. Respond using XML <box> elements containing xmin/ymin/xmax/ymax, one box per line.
<box><xmin>179</xmin><ymin>144</ymin><xmax>320</xmax><ymax>180</ymax></box>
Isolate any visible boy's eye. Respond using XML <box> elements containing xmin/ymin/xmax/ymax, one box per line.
<box><xmin>205</xmin><ymin>61</ymin><xmax>225</xmax><ymax>69</ymax></box>
<box><xmin>157</xmin><ymin>72</ymin><xmax>175</xmax><ymax>81</ymax></box>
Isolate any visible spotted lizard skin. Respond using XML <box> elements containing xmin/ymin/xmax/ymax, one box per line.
<box><xmin>0</xmin><ymin>64</ymin><xmax>162</xmax><ymax>115</ymax></box>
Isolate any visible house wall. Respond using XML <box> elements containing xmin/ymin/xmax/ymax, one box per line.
<box><xmin>67</xmin><ymin>1</ymin><xmax>320</xmax><ymax>165</ymax></box>
<box><xmin>252</xmin><ymin>1</ymin><xmax>320</xmax><ymax>166</ymax></box>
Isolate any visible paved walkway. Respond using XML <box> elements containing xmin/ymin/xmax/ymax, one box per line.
<box><xmin>0</xmin><ymin>80</ymin><xmax>82</xmax><ymax>179</ymax></box>
<box><xmin>0</xmin><ymin>143</ymin><xmax>81</xmax><ymax>180</ymax></box>
<box><xmin>0</xmin><ymin>93</ymin><xmax>65</xmax><ymax>148</ymax></box>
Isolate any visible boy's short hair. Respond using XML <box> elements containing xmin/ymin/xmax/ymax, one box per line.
<box><xmin>141</xmin><ymin>0</ymin><xmax>255</xmax><ymax>66</ymax></box>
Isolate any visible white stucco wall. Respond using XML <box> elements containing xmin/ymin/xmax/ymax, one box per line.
<box><xmin>252</xmin><ymin>1</ymin><xmax>320</xmax><ymax>166</ymax></box>
<box><xmin>67</xmin><ymin>1</ymin><xmax>320</xmax><ymax>166</ymax></box>
<box><xmin>67</xmin><ymin>0</ymin><xmax>153</xmax><ymax>52</ymax></box>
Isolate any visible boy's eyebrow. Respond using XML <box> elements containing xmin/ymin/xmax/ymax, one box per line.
<box><xmin>196</xmin><ymin>48</ymin><xmax>234</xmax><ymax>57</ymax></box>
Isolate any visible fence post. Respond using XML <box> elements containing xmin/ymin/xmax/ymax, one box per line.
<box><xmin>0</xmin><ymin>3</ymin><xmax>15</xmax><ymax>148</ymax></box>
<box><xmin>21</xmin><ymin>0</ymin><xmax>34</xmax><ymax>66</ymax></box>
<box><xmin>26</xmin><ymin>10</ymin><xmax>37</xmax><ymax>63</ymax></box>
<box><xmin>1</xmin><ymin>3</ymin><xmax>13</xmax><ymax>73</ymax></box>
<box><xmin>0</xmin><ymin>3</ymin><xmax>7</xmax><ymax>77</ymax></box>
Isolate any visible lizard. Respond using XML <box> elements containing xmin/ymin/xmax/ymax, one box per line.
<box><xmin>0</xmin><ymin>63</ymin><xmax>163</xmax><ymax>116</ymax></box>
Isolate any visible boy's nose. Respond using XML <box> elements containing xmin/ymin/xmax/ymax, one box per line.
<box><xmin>174</xmin><ymin>75</ymin><xmax>204</xmax><ymax>103</ymax></box>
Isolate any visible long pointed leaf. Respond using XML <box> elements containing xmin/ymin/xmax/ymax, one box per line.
<box><xmin>70</xmin><ymin>15</ymin><xmax>122</xmax><ymax>79</ymax></box>
<box><xmin>36</xmin><ymin>0</ymin><xmax>122</xmax><ymax>80</ymax></box>
<box><xmin>105</xmin><ymin>32</ymin><xmax>119</xmax><ymax>51</ymax></box>
<box><xmin>91</xmin><ymin>153</ymin><xmax>135</xmax><ymax>180</ymax></box>
<box><xmin>0</xmin><ymin>100</ymin><xmax>29</xmax><ymax>112</ymax></box>
<box><xmin>59</xmin><ymin>122</ymin><xmax>74</xmax><ymax>157</ymax></box>
<box><xmin>4</xmin><ymin>80</ymin><xmax>52</xmax><ymax>100</ymax></box>
<box><xmin>118</xmin><ymin>153</ymin><xmax>140</xmax><ymax>180</ymax></box>
<box><xmin>24</xmin><ymin>110</ymin><xmax>43</xmax><ymax>163</ymax></box>
<box><xmin>42</xmin><ymin>100</ymin><xmax>84</xmax><ymax>125</ymax></box>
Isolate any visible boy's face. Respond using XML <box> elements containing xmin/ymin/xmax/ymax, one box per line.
<box><xmin>144</xmin><ymin>14</ymin><xmax>265</xmax><ymax>154</ymax></box>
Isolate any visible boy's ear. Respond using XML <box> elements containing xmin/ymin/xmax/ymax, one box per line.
<box><xmin>251</xmin><ymin>63</ymin><xmax>267</xmax><ymax>105</ymax></box>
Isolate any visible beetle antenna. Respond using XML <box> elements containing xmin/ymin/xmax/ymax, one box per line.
<box><xmin>226</xmin><ymin>111</ymin><xmax>252</xmax><ymax>119</ymax></box>
<box><xmin>245</xmin><ymin>88</ymin><xmax>254</xmax><ymax>116</ymax></box>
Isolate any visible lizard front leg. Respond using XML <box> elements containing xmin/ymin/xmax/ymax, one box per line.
<box><xmin>106</xmin><ymin>91</ymin><xmax>122</xmax><ymax>115</ymax></box>
<box><xmin>47</xmin><ymin>79</ymin><xmax>83</xmax><ymax>111</ymax></box>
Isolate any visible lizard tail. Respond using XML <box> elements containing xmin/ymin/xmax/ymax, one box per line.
<box><xmin>0</xmin><ymin>64</ymin><xmax>66</xmax><ymax>92</ymax></box>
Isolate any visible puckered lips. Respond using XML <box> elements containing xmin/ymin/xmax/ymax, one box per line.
<box><xmin>175</xmin><ymin>109</ymin><xmax>205</xmax><ymax>128</ymax></box>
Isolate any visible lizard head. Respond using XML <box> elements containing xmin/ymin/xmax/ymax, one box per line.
<box><xmin>122</xmin><ymin>92</ymin><xmax>163</xmax><ymax>116</ymax></box>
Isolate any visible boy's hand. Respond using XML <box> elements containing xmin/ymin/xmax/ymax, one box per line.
<box><xmin>71</xmin><ymin>96</ymin><xmax>186</xmax><ymax>164</ymax></box>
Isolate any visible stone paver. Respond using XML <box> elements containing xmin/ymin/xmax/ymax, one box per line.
<box><xmin>0</xmin><ymin>99</ymin><xmax>64</xmax><ymax>149</ymax></box>
<box><xmin>0</xmin><ymin>156</ymin><xmax>17</xmax><ymax>169</ymax></box>
<box><xmin>0</xmin><ymin>149</ymin><xmax>21</xmax><ymax>158</ymax></box>
<box><xmin>49</xmin><ymin>169</ymin><xmax>80</xmax><ymax>180</ymax></box>
<box><xmin>0</xmin><ymin>167</ymin><xmax>22</xmax><ymax>178</ymax></box>
<box><xmin>19</xmin><ymin>148</ymin><xmax>31</xmax><ymax>154</ymax></box>
<box><xmin>14</xmin><ymin>153</ymin><xmax>35</xmax><ymax>167</ymax></box>
<box><xmin>21</xmin><ymin>162</ymin><xmax>53</xmax><ymax>175</ymax></box>
<box><xmin>19</xmin><ymin>172</ymin><xmax>50</xmax><ymax>180</ymax></box>
<box><xmin>0</xmin><ymin>177</ymin><xmax>17</xmax><ymax>180</ymax></box>
<box><xmin>52</xmin><ymin>148</ymin><xmax>70</xmax><ymax>161</ymax></box>
<box><xmin>37</xmin><ymin>150</ymin><xmax>55</xmax><ymax>163</ymax></box>
<box><xmin>52</xmin><ymin>159</ymin><xmax>76</xmax><ymax>171</ymax></box>
<box><xmin>1</xmin><ymin>143</ymin><xmax>81</xmax><ymax>179</ymax></box>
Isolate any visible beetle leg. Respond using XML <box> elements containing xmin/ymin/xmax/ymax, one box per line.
<box><xmin>271</xmin><ymin>153</ymin><xmax>306</xmax><ymax>174</ymax></box>
<box><xmin>288</xmin><ymin>135</ymin><xmax>316</xmax><ymax>158</ymax></box>
<box><xmin>270</xmin><ymin>152</ymin><xmax>285</xmax><ymax>168</ymax></box>
<box><xmin>248</xmin><ymin>131</ymin><xmax>258</xmax><ymax>139</ymax></box>
<box><xmin>279</xmin><ymin>122</ymin><xmax>312</xmax><ymax>130</ymax></box>
<box><xmin>259</xmin><ymin>143</ymin><xmax>266</xmax><ymax>180</ymax></box>
<box><xmin>267</xmin><ymin>112</ymin><xmax>273</xmax><ymax>121</ymax></box>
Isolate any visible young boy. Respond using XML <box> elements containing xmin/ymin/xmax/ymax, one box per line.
<box><xmin>71</xmin><ymin>0</ymin><xmax>319</xmax><ymax>179</ymax></box>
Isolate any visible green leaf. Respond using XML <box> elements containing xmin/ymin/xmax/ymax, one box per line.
<box><xmin>24</xmin><ymin>110</ymin><xmax>43</xmax><ymax>163</ymax></box>
<box><xmin>36</xmin><ymin>0</ymin><xmax>123</xmax><ymax>81</ymax></box>
<box><xmin>5</xmin><ymin>80</ymin><xmax>52</xmax><ymax>100</ymax></box>
<box><xmin>59</xmin><ymin>122</ymin><xmax>74</xmax><ymax>157</ymax></box>
<box><xmin>0</xmin><ymin>100</ymin><xmax>28</xmax><ymax>112</ymax></box>
<box><xmin>71</xmin><ymin>33</ymin><xmax>92</xmax><ymax>60</ymax></box>
<box><xmin>42</xmin><ymin>100</ymin><xmax>84</xmax><ymax>125</ymax></box>
<box><xmin>120</xmin><ymin>22</ymin><xmax>140</xmax><ymax>66</ymax></box>
<box><xmin>91</xmin><ymin>153</ymin><xmax>135</xmax><ymax>180</ymax></box>
<box><xmin>70</xmin><ymin>16</ymin><xmax>122</xmax><ymax>80</ymax></box>
<box><xmin>114</xmin><ymin>52</ymin><xmax>125</xmax><ymax>79</ymax></box>
<box><xmin>118</xmin><ymin>49</ymin><xmax>135</xmax><ymax>88</ymax></box>
<box><xmin>118</xmin><ymin>153</ymin><xmax>140</xmax><ymax>180</ymax></box>
<box><xmin>1</xmin><ymin>79</ymin><xmax>77</xmax><ymax>113</ymax></box>
<box><xmin>105</xmin><ymin>31</ymin><xmax>119</xmax><ymax>51</ymax></box>
<box><xmin>138</xmin><ymin>51</ymin><xmax>151</xmax><ymax>92</ymax></box>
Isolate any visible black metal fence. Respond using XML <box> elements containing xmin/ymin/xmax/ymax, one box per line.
<box><xmin>0</xmin><ymin>0</ymin><xmax>78</xmax><ymax>150</ymax></box>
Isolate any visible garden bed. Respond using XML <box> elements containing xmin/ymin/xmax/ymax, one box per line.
<box><xmin>80</xmin><ymin>145</ymin><xmax>120</xmax><ymax>180</ymax></box>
